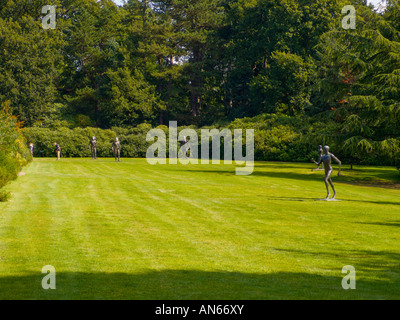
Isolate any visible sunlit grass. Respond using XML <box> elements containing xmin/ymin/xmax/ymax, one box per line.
<box><xmin>0</xmin><ymin>158</ymin><xmax>399</xmax><ymax>299</ymax></box>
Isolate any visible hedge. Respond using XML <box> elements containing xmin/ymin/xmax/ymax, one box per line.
<box><xmin>22</xmin><ymin>114</ymin><xmax>396</xmax><ymax>166</ymax></box>
<box><xmin>22</xmin><ymin>117</ymin><xmax>318</xmax><ymax>163</ymax></box>
<box><xmin>23</xmin><ymin>124</ymin><xmax>153</xmax><ymax>158</ymax></box>
<box><xmin>0</xmin><ymin>102</ymin><xmax>31</xmax><ymax>201</ymax></box>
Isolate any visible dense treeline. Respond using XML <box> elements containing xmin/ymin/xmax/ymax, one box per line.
<box><xmin>0</xmin><ymin>102</ymin><xmax>31</xmax><ymax>201</ymax></box>
<box><xmin>0</xmin><ymin>0</ymin><xmax>399</xmax><ymax>166</ymax></box>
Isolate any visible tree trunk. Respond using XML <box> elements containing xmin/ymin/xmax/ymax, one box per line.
<box><xmin>142</xmin><ymin>0</ymin><xmax>147</xmax><ymax>27</ymax></box>
<box><xmin>189</xmin><ymin>47</ymin><xmax>202</xmax><ymax>118</ymax></box>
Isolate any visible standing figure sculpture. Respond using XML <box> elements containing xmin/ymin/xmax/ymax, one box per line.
<box><xmin>89</xmin><ymin>136</ymin><xmax>97</xmax><ymax>160</ymax></box>
<box><xmin>316</xmin><ymin>146</ymin><xmax>341</xmax><ymax>200</ymax></box>
<box><xmin>311</xmin><ymin>145</ymin><xmax>324</xmax><ymax>170</ymax></box>
<box><xmin>29</xmin><ymin>143</ymin><xmax>34</xmax><ymax>157</ymax></box>
<box><xmin>54</xmin><ymin>142</ymin><xmax>61</xmax><ymax>161</ymax></box>
<box><xmin>180</xmin><ymin>136</ymin><xmax>189</xmax><ymax>158</ymax></box>
<box><xmin>112</xmin><ymin>138</ymin><xmax>121</xmax><ymax>162</ymax></box>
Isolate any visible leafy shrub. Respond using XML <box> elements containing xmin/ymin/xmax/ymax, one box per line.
<box><xmin>0</xmin><ymin>190</ymin><xmax>10</xmax><ymax>202</ymax></box>
<box><xmin>0</xmin><ymin>101</ymin><xmax>31</xmax><ymax>200</ymax></box>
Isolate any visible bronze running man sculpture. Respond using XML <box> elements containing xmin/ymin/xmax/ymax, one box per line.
<box><xmin>316</xmin><ymin>145</ymin><xmax>341</xmax><ymax>200</ymax></box>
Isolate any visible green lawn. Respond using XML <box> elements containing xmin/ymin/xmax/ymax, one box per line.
<box><xmin>0</xmin><ymin>158</ymin><xmax>399</xmax><ymax>299</ymax></box>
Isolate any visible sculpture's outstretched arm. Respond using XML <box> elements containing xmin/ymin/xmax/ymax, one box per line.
<box><xmin>332</xmin><ymin>154</ymin><xmax>341</xmax><ymax>175</ymax></box>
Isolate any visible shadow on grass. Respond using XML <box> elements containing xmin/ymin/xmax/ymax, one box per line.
<box><xmin>253</xmin><ymin>162</ymin><xmax>314</xmax><ymax>169</ymax></box>
<box><xmin>269</xmin><ymin>248</ymin><xmax>400</xmax><ymax>299</ymax></box>
<box><xmin>358</xmin><ymin>221</ymin><xmax>400</xmax><ymax>228</ymax></box>
<box><xmin>176</xmin><ymin>168</ymin><xmax>333</xmax><ymax>182</ymax></box>
<box><xmin>254</xmin><ymin>162</ymin><xmax>399</xmax><ymax>174</ymax></box>
<box><xmin>178</xmin><ymin>166</ymin><xmax>400</xmax><ymax>189</ymax></box>
<box><xmin>261</xmin><ymin>196</ymin><xmax>400</xmax><ymax>206</ymax></box>
<box><xmin>272</xmin><ymin>248</ymin><xmax>400</xmax><ymax>277</ymax></box>
<box><xmin>0</xmin><ymin>269</ymin><xmax>396</xmax><ymax>300</ymax></box>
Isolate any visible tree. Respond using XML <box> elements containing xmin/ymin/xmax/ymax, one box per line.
<box><xmin>122</xmin><ymin>0</ymin><xmax>184</xmax><ymax>125</ymax></box>
<box><xmin>249</xmin><ymin>51</ymin><xmax>314</xmax><ymax>116</ymax></box>
<box><xmin>60</xmin><ymin>0</ymin><xmax>124</xmax><ymax>127</ymax></box>
<box><xmin>0</xmin><ymin>16</ymin><xmax>63</xmax><ymax>126</ymax></box>
<box><xmin>168</xmin><ymin>0</ymin><xmax>225</xmax><ymax>119</ymax></box>
<box><xmin>315</xmin><ymin>3</ymin><xmax>400</xmax><ymax>166</ymax></box>
<box><xmin>101</xmin><ymin>67</ymin><xmax>165</xmax><ymax>126</ymax></box>
<box><xmin>219</xmin><ymin>0</ymin><xmax>343</xmax><ymax>118</ymax></box>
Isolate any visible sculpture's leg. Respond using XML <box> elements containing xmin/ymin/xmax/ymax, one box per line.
<box><xmin>329</xmin><ymin>179</ymin><xmax>336</xmax><ymax>199</ymax></box>
<box><xmin>324</xmin><ymin>169</ymin><xmax>332</xmax><ymax>199</ymax></box>
<box><xmin>324</xmin><ymin>178</ymin><xmax>330</xmax><ymax>199</ymax></box>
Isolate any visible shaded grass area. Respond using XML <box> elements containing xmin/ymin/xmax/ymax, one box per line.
<box><xmin>0</xmin><ymin>268</ymin><xmax>398</xmax><ymax>300</ymax></box>
<box><xmin>0</xmin><ymin>159</ymin><xmax>399</xmax><ymax>299</ymax></box>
